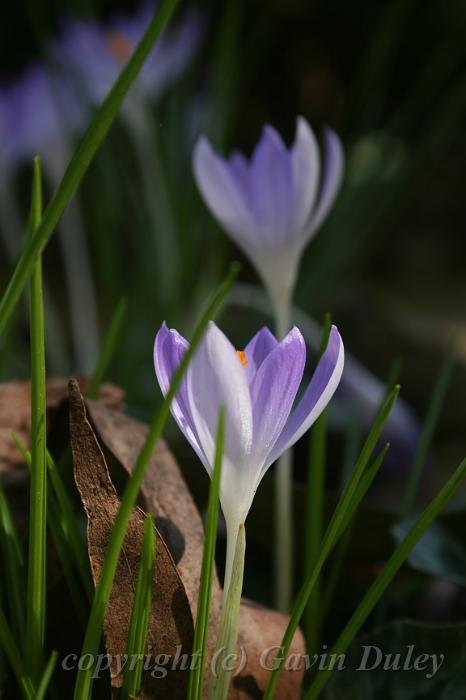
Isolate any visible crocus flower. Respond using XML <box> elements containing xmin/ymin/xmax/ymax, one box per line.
<box><xmin>154</xmin><ymin>321</ymin><xmax>344</xmax><ymax>535</ymax></box>
<box><xmin>53</xmin><ymin>3</ymin><xmax>203</xmax><ymax>110</ymax></box>
<box><xmin>193</xmin><ymin>117</ymin><xmax>344</xmax><ymax>322</ymax></box>
<box><xmin>0</xmin><ymin>62</ymin><xmax>99</xmax><ymax>372</ymax></box>
<box><xmin>6</xmin><ymin>62</ymin><xmax>86</xmax><ymax>175</ymax></box>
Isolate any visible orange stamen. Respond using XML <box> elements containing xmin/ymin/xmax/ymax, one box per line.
<box><xmin>236</xmin><ymin>350</ymin><xmax>248</xmax><ymax>367</ymax></box>
<box><xmin>107</xmin><ymin>32</ymin><xmax>134</xmax><ymax>63</ymax></box>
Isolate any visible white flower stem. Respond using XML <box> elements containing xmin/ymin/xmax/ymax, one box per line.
<box><xmin>208</xmin><ymin>523</ymin><xmax>246</xmax><ymax>700</ymax></box>
<box><xmin>223</xmin><ymin>516</ymin><xmax>240</xmax><ymax>595</ymax></box>
<box><xmin>274</xmin><ymin>297</ymin><xmax>294</xmax><ymax>612</ymax></box>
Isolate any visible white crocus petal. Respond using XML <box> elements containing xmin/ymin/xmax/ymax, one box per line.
<box><xmin>193</xmin><ymin>137</ymin><xmax>257</xmax><ymax>251</ymax></box>
<box><xmin>187</xmin><ymin>322</ymin><xmax>254</xmax><ymax>522</ymax></box>
<box><xmin>289</xmin><ymin>116</ymin><xmax>320</xmax><ymax>236</ymax></box>
<box><xmin>305</xmin><ymin>128</ymin><xmax>344</xmax><ymax>241</ymax></box>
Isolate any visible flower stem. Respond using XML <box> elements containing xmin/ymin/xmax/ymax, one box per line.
<box><xmin>274</xmin><ymin>299</ymin><xmax>293</xmax><ymax>611</ymax></box>
<box><xmin>208</xmin><ymin>523</ymin><xmax>246</xmax><ymax>700</ymax></box>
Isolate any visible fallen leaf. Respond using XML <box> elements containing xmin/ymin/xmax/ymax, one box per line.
<box><xmin>0</xmin><ymin>378</ymin><xmax>124</xmax><ymax>480</ymax></box>
<box><xmin>69</xmin><ymin>379</ymin><xmax>193</xmax><ymax>699</ymax></box>
<box><xmin>86</xmin><ymin>399</ymin><xmax>305</xmax><ymax>699</ymax></box>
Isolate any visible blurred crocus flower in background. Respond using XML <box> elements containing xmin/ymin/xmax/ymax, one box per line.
<box><xmin>0</xmin><ymin>61</ymin><xmax>97</xmax><ymax>372</ymax></box>
<box><xmin>6</xmin><ymin>62</ymin><xmax>87</xmax><ymax>177</ymax></box>
<box><xmin>50</xmin><ymin>3</ymin><xmax>203</xmax><ymax>303</ymax></box>
<box><xmin>53</xmin><ymin>3</ymin><xmax>203</xmax><ymax>116</ymax></box>
<box><xmin>154</xmin><ymin>320</ymin><xmax>344</xmax><ymax>587</ymax></box>
<box><xmin>193</xmin><ymin>117</ymin><xmax>344</xmax><ymax>327</ymax></box>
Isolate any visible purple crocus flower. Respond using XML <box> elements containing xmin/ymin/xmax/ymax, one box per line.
<box><xmin>193</xmin><ymin>117</ymin><xmax>344</xmax><ymax>320</ymax></box>
<box><xmin>154</xmin><ymin>321</ymin><xmax>344</xmax><ymax>533</ymax></box>
<box><xmin>53</xmin><ymin>4</ymin><xmax>203</xmax><ymax>108</ymax></box>
<box><xmin>0</xmin><ymin>61</ymin><xmax>86</xmax><ymax>181</ymax></box>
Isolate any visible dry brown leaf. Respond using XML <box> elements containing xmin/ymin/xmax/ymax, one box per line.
<box><xmin>68</xmin><ymin>379</ymin><xmax>193</xmax><ymax>699</ymax></box>
<box><xmin>0</xmin><ymin>378</ymin><xmax>123</xmax><ymax>480</ymax></box>
<box><xmin>86</xmin><ymin>400</ymin><xmax>305</xmax><ymax>699</ymax></box>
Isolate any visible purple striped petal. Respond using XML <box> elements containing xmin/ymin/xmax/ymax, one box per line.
<box><xmin>193</xmin><ymin>137</ymin><xmax>256</xmax><ymax>250</ymax></box>
<box><xmin>306</xmin><ymin>128</ymin><xmax>344</xmax><ymax>239</ymax></box>
<box><xmin>265</xmin><ymin>325</ymin><xmax>344</xmax><ymax>469</ymax></box>
<box><xmin>153</xmin><ymin>323</ymin><xmax>208</xmax><ymax>468</ymax></box>
<box><xmin>243</xmin><ymin>326</ymin><xmax>278</xmax><ymax>384</ymax></box>
<box><xmin>250</xmin><ymin>327</ymin><xmax>306</xmax><ymax>467</ymax></box>
<box><xmin>250</xmin><ymin>125</ymin><xmax>293</xmax><ymax>241</ymax></box>
<box><xmin>289</xmin><ymin>116</ymin><xmax>320</xmax><ymax>236</ymax></box>
<box><xmin>228</xmin><ymin>151</ymin><xmax>250</xmax><ymax>192</ymax></box>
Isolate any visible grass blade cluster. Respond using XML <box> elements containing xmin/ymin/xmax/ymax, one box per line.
<box><xmin>305</xmin><ymin>456</ymin><xmax>466</xmax><ymax>699</ymax></box>
<box><xmin>263</xmin><ymin>385</ymin><xmax>400</xmax><ymax>700</ymax></box>
<box><xmin>13</xmin><ymin>433</ymin><xmax>92</xmax><ymax>619</ymax></box>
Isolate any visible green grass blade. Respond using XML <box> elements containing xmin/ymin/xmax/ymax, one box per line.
<box><xmin>0</xmin><ymin>608</ymin><xmax>35</xmax><ymax>700</ymax></box>
<box><xmin>46</xmin><ymin>451</ymin><xmax>93</xmax><ymax>599</ymax></box>
<box><xmin>25</xmin><ymin>158</ymin><xmax>47</xmax><ymax>681</ymax></box>
<box><xmin>320</xmin><ymin>524</ymin><xmax>353</xmax><ymax>618</ymax></box>
<box><xmin>87</xmin><ymin>297</ymin><xmax>128</xmax><ymax>399</ymax></box>
<box><xmin>122</xmin><ymin>514</ymin><xmax>156</xmax><ymax>700</ymax></box>
<box><xmin>12</xmin><ymin>433</ymin><xmax>89</xmax><ymax>623</ymax></box>
<box><xmin>304</xmin><ymin>313</ymin><xmax>332</xmax><ymax>651</ymax></box>
<box><xmin>402</xmin><ymin>338</ymin><xmax>457</xmax><ymax>516</ymax></box>
<box><xmin>46</xmin><ymin>497</ymin><xmax>89</xmax><ymax>623</ymax></box>
<box><xmin>188</xmin><ymin>408</ymin><xmax>225</xmax><ymax>700</ymax></box>
<box><xmin>0</xmin><ymin>0</ymin><xmax>180</xmax><ymax>337</ymax></box>
<box><xmin>0</xmin><ymin>488</ymin><xmax>26</xmax><ymax>648</ymax></box>
<box><xmin>73</xmin><ymin>262</ymin><xmax>240</xmax><ymax>700</ymax></box>
<box><xmin>15</xmin><ymin>433</ymin><xmax>91</xmax><ymax>598</ymax></box>
<box><xmin>35</xmin><ymin>650</ymin><xmax>58</xmax><ymax>700</ymax></box>
<box><xmin>325</xmin><ymin>386</ymin><xmax>399</xmax><ymax>539</ymax></box>
<box><xmin>320</xmin><ymin>444</ymin><xmax>390</xmax><ymax>626</ymax></box>
<box><xmin>262</xmin><ymin>386</ymin><xmax>399</xmax><ymax>700</ymax></box>
<box><xmin>305</xmin><ymin>456</ymin><xmax>466</xmax><ymax>700</ymax></box>
<box><xmin>336</xmin><ymin>443</ymin><xmax>390</xmax><ymax>540</ymax></box>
